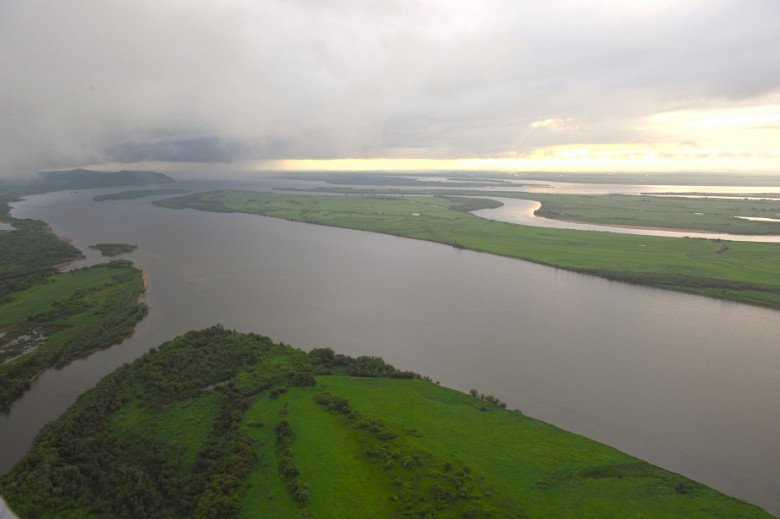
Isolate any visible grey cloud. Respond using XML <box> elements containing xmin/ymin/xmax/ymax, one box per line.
<box><xmin>1</xmin><ymin>0</ymin><xmax>779</xmax><ymax>177</ymax></box>
<box><xmin>108</xmin><ymin>137</ymin><xmax>251</xmax><ymax>164</ymax></box>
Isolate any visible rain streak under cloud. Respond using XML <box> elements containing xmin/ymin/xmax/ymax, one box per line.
<box><xmin>1</xmin><ymin>0</ymin><xmax>780</xmax><ymax>177</ymax></box>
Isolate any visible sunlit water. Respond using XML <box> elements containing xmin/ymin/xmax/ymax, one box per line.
<box><xmin>1</xmin><ymin>179</ymin><xmax>779</xmax><ymax>515</ymax></box>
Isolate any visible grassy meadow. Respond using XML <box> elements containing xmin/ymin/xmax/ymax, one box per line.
<box><xmin>1</xmin><ymin>327</ymin><xmax>773</xmax><ymax>518</ymax></box>
<box><xmin>500</xmin><ymin>193</ymin><xmax>780</xmax><ymax>235</ymax></box>
<box><xmin>156</xmin><ymin>191</ymin><xmax>780</xmax><ymax>309</ymax></box>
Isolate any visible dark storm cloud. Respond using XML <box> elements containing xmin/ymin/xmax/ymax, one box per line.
<box><xmin>1</xmin><ymin>0</ymin><xmax>779</xmax><ymax>176</ymax></box>
<box><xmin>109</xmin><ymin>137</ymin><xmax>251</xmax><ymax>164</ymax></box>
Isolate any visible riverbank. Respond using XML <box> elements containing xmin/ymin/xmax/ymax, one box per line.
<box><xmin>2</xmin><ymin>327</ymin><xmax>774</xmax><ymax>518</ymax></box>
<box><xmin>155</xmin><ymin>191</ymin><xmax>780</xmax><ymax>310</ymax></box>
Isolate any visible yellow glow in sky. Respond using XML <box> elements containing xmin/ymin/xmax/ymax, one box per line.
<box><xmin>652</xmin><ymin>105</ymin><xmax>780</xmax><ymax>130</ymax></box>
<box><xmin>262</xmin><ymin>102</ymin><xmax>780</xmax><ymax>174</ymax></box>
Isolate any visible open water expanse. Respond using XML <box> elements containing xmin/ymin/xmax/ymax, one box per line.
<box><xmin>2</xmin><ymin>177</ymin><xmax>779</xmax><ymax>515</ymax></box>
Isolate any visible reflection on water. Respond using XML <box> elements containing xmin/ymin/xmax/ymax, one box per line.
<box><xmin>2</xmin><ymin>179</ymin><xmax>780</xmax><ymax>515</ymax></box>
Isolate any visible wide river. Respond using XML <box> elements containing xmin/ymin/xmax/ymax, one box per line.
<box><xmin>2</xmin><ymin>177</ymin><xmax>779</xmax><ymax>515</ymax></box>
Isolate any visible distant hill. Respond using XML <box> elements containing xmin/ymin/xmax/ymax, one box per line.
<box><xmin>0</xmin><ymin>326</ymin><xmax>773</xmax><ymax>519</ymax></box>
<box><xmin>36</xmin><ymin>168</ymin><xmax>175</xmax><ymax>190</ymax></box>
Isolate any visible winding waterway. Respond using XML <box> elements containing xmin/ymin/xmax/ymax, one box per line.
<box><xmin>2</xmin><ymin>178</ymin><xmax>780</xmax><ymax>515</ymax></box>
<box><xmin>472</xmin><ymin>197</ymin><xmax>780</xmax><ymax>242</ymax></box>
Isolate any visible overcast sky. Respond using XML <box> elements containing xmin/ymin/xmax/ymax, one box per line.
<box><xmin>2</xmin><ymin>0</ymin><xmax>779</xmax><ymax>178</ymax></box>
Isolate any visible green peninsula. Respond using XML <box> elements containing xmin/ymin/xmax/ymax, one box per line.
<box><xmin>155</xmin><ymin>191</ymin><xmax>780</xmax><ymax>309</ymax></box>
<box><xmin>0</xmin><ymin>326</ymin><xmax>772</xmax><ymax>518</ymax></box>
<box><xmin>0</xmin><ymin>200</ymin><xmax>148</xmax><ymax>408</ymax></box>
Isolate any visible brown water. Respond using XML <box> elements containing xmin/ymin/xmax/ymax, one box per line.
<box><xmin>2</xmin><ymin>180</ymin><xmax>779</xmax><ymax>515</ymax></box>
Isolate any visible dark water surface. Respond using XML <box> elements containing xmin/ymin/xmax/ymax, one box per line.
<box><xmin>2</xmin><ymin>180</ymin><xmax>779</xmax><ymax>515</ymax></box>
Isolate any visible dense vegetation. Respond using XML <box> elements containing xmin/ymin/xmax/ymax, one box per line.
<box><xmin>89</xmin><ymin>242</ymin><xmax>138</xmax><ymax>256</ymax></box>
<box><xmin>0</xmin><ymin>326</ymin><xmax>772</xmax><ymax>518</ymax></box>
<box><xmin>156</xmin><ymin>191</ymin><xmax>780</xmax><ymax>309</ymax></box>
<box><xmin>0</xmin><ymin>201</ymin><xmax>83</xmax><ymax>303</ymax></box>
<box><xmin>0</xmin><ymin>260</ymin><xmax>148</xmax><ymax>408</ymax></box>
<box><xmin>1</xmin><ymin>194</ymin><xmax>147</xmax><ymax>408</ymax></box>
<box><xmin>93</xmin><ymin>189</ymin><xmax>189</xmax><ymax>201</ymax></box>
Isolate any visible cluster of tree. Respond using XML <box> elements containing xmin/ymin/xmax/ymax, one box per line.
<box><xmin>0</xmin><ymin>203</ymin><xmax>82</xmax><ymax>303</ymax></box>
<box><xmin>89</xmin><ymin>242</ymin><xmax>138</xmax><ymax>257</ymax></box>
<box><xmin>345</xmin><ymin>355</ymin><xmax>420</xmax><ymax>379</ymax></box>
<box><xmin>0</xmin><ymin>262</ymin><xmax>148</xmax><ymax>407</ymax></box>
<box><xmin>1</xmin><ymin>327</ymin><xmax>258</xmax><ymax>517</ymax></box>
<box><xmin>313</xmin><ymin>388</ymin><xmax>513</xmax><ymax>518</ymax></box>
<box><xmin>274</xmin><ymin>419</ymin><xmax>310</xmax><ymax>504</ymax></box>
<box><xmin>468</xmin><ymin>388</ymin><xmax>508</xmax><ymax>409</ymax></box>
<box><xmin>0</xmin><ymin>326</ymin><xmax>434</xmax><ymax>518</ymax></box>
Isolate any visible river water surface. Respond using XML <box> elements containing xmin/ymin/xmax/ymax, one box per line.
<box><xmin>2</xmin><ymin>178</ymin><xmax>779</xmax><ymax>515</ymax></box>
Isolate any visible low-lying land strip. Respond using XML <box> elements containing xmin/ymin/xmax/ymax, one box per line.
<box><xmin>0</xmin><ymin>326</ymin><xmax>772</xmax><ymax>518</ymax></box>
<box><xmin>93</xmin><ymin>189</ymin><xmax>190</xmax><ymax>201</ymax></box>
<box><xmin>501</xmin><ymin>192</ymin><xmax>780</xmax><ymax>235</ymax></box>
<box><xmin>156</xmin><ymin>191</ymin><xmax>780</xmax><ymax>309</ymax></box>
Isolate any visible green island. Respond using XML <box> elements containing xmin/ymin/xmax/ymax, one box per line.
<box><xmin>0</xmin><ymin>198</ymin><xmax>148</xmax><ymax>408</ymax></box>
<box><xmin>89</xmin><ymin>242</ymin><xmax>139</xmax><ymax>257</ymax></box>
<box><xmin>0</xmin><ymin>325</ymin><xmax>772</xmax><ymax>519</ymax></box>
<box><xmin>93</xmin><ymin>189</ymin><xmax>190</xmax><ymax>201</ymax></box>
<box><xmin>155</xmin><ymin>191</ymin><xmax>780</xmax><ymax>310</ymax></box>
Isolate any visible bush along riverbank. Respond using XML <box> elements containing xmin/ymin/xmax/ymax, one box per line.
<box><xmin>1</xmin><ymin>326</ymin><xmax>773</xmax><ymax>518</ymax></box>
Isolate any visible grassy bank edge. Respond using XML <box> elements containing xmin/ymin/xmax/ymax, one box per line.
<box><xmin>154</xmin><ymin>191</ymin><xmax>780</xmax><ymax>311</ymax></box>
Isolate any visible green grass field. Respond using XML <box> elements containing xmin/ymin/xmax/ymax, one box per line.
<box><xmin>499</xmin><ymin>193</ymin><xmax>780</xmax><ymax>235</ymax></box>
<box><xmin>2</xmin><ymin>327</ymin><xmax>773</xmax><ymax>518</ymax></box>
<box><xmin>156</xmin><ymin>191</ymin><xmax>780</xmax><ymax>309</ymax></box>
